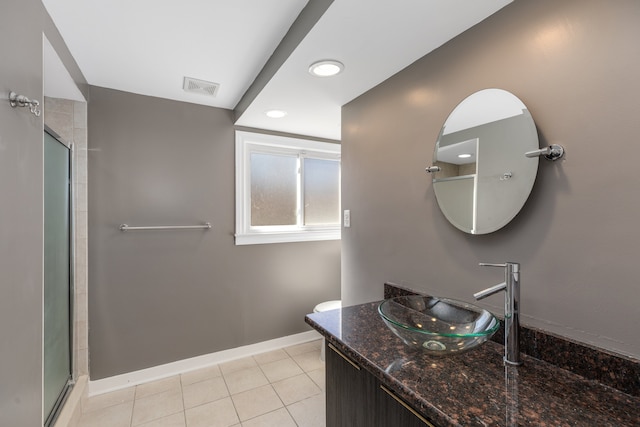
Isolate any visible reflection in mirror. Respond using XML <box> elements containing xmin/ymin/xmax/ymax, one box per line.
<box><xmin>431</xmin><ymin>89</ymin><xmax>539</xmax><ymax>234</ymax></box>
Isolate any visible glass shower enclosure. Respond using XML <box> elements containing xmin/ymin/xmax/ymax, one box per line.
<box><xmin>43</xmin><ymin>129</ymin><xmax>73</xmax><ymax>426</ymax></box>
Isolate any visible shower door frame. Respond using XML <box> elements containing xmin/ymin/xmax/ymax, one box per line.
<box><xmin>43</xmin><ymin>126</ymin><xmax>75</xmax><ymax>427</ymax></box>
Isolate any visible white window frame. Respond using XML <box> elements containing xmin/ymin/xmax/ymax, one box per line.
<box><xmin>235</xmin><ymin>131</ymin><xmax>341</xmax><ymax>245</ymax></box>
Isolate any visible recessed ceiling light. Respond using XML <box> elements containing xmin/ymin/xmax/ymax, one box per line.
<box><xmin>309</xmin><ymin>60</ymin><xmax>344</xmax><ymax>77</ymax></box>
<box><xmin>458</xmin><ymin>153</ymin><xmax>472</xmax><ymax>159</ymax></box>
<box><xmin>265</xmin><ymin>110</ymin><xmax>287</xmax><ymax>119</ymax></box>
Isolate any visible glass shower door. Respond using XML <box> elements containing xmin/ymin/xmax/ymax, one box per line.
<box><xmin>43</xmin><ymin>130</ymin><xmax>72</xmax><ymax>425</ymax></box>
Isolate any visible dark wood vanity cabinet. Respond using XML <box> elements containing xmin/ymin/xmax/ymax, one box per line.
<box><xmin>326</xmin><ymin>342</ymin><xmax>376</xmax><ymax>426</ymax></box>
<box><xmin>376</xmin><ymin>383</ymin><xmax>435</xmax><ymax>427</ymax></box>
<box><xmin>326</xmin><ymin>343</ymin><xmax>436</xmax><ymax>427</ymax></box>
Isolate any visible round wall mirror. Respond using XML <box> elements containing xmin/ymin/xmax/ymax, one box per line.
<box><xmin>431</xmin><ymin>89</ymin><xmax>539</xmax><ymax>234</ymax></box>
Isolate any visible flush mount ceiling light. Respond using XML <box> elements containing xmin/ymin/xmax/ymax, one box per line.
<box><xmin>265</xmin><ymin>109</ymin><xmax>288</xmax><ymax>119</ymax></box>
<box><xmin>308</xmin><ymin>60</ymin><xmax>344</xmax><ymax>77</ymax></box>
<box><xmin>458</xmin><ymin>153</ymin><xmax>473</xmax><ymax>158</ymax></box>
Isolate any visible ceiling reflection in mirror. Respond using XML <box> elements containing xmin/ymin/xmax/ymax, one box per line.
<box><xmin>432</xmin><ymin>89</ymin><xmax>539</xmax><ymax>234</ymax></box>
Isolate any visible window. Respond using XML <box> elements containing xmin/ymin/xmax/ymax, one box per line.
<box><xmin>235</xmin><ymin>131</ymin><xmax>341</xmax><ymax>245</ymax></box>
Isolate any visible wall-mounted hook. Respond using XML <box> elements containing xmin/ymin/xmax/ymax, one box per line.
<box><xmin>9</xmin><ymin>91</ymin><xmax>41</xmax><ymax>117</ymax></box>
<box><xmin>425</xmin><ymin>166</ymin><xmax>441</xmax><ymax>173</ymax></box>
<box><xmin>525</xmin><ymin>144</ymin><xmax>564</xmax><ymax>161</ymax></box>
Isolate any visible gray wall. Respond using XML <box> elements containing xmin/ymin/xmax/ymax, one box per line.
<box><xmin>88</xmin><ymin>87</ymin><xmax>341</xmax><ymax>379</ymax></box>
<box><xmin>341</xmin><ymin>0</ymin><xmax>640</xmax><ymax>358</ymax></box>
<box><xmin>0</xmin><ymin>1</ymin><xmax>87</xmax><ymax>425</ymax></box>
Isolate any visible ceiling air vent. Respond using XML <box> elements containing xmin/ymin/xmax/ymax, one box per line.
<box><xmin>183</xmin><ymin>77</ymin><xmax>219</xmax><ymax>97</ymax></box>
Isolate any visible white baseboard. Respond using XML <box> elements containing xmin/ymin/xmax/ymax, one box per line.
<box><xmin>88</xmin><ymin>330</ymin><xmax>322</xmax><ymax>397</ymax></box>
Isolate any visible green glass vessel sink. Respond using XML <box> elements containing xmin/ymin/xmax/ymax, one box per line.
<box><xmin>378</xmin><ymin>295</ymin><xmax>499</xmax><ymax>355</ymax></box>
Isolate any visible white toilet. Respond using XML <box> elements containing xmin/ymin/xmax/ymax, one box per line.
<box><xmin>313</xmin><ymin>300</ymin><xmax>341</xmax><ymax>361</ymax></box>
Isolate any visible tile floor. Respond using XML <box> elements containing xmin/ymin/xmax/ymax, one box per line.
<box><xmin>78</xmin><ymin>340</ymin><xmax>326</xmax><ymax>427</ymax></box>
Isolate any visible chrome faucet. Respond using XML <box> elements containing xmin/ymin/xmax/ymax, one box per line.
<box><xmin>474</xmin><ymin>262</ymin><xmax>522</xmax><ymax>366</ymax></box>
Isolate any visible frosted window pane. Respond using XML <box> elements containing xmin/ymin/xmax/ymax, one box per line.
<box><xmin>304</xmin><ymin>158</ymin><xmax>340</xmax><ymax>225</ymax></box>
<box><xmin>250</xmin><ymin>153</ymin><xmax>298</xmax><ymax>226</ymax></box>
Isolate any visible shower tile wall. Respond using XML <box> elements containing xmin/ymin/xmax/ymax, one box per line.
<box><xmin>44</xmin><ymin>97</ymin><xmax>89</xmax><ymax>378</ymax></box>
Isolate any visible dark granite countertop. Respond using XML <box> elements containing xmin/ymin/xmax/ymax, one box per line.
<box><xmin>305</xmin><ymin>302</ymin><xmax>640</xmax><ymax>427</ymax></box>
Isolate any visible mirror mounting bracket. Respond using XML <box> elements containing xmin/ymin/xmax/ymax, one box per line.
<box><xmin>525</xmin><ymin>144</ymin><xmax>565</xmax><ymax>161</ymax></box>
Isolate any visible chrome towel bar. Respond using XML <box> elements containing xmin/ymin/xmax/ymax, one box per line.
<box><xmin>119</xmin><ymin>222</ymin><xmax>211</xmax><ymax>231</ymax></box>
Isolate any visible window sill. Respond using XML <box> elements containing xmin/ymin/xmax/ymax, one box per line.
<box><xmin>235</xmin><ymin>229</ymin><xmax>341</xmax><ymax>245</ymax></box>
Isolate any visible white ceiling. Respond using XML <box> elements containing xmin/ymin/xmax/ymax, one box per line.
<box><xmin>43</xmin><ymin>0</ymin><xmax>512</xmax><ymax>141</ymax></box>
<box><xmin>43</xmin><ymin>35</ymin><xmax>85</xmax><ymax>102</ymax></box>
<box><xmin>42</xmin><ymin>0</ymin><xmax>308</xmax><ymax>108</ymax></box>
